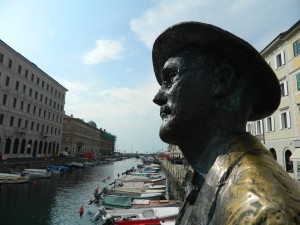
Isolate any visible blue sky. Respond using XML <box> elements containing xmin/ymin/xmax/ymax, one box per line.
<box><xmin>0</xmin><ymin>0</ymin><xmax>299</xmax><ymax>153</ymax></box>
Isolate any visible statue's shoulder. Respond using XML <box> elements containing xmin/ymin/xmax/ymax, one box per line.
<box><xmin>221</xmin><ymin>148</ymin><xmax>300</xmax><ymax>224</ymax></box>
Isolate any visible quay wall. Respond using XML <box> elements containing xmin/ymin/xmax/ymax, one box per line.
<box><xmin>160</xmin><ymin>159</ymin><xmax>193</xmax><ymax>202</ymax></box>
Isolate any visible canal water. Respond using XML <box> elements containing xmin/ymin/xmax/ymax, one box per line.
<box><xmin>0</xmin><ymin>157</ymin><xmax>142</xmax><ymax>225</ymax></box>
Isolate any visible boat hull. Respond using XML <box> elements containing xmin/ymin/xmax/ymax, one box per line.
<box><xmin>0</xmin><ymin>173</ymin><xmax>30</xmax><ymax>184</ymax></box>
<box><xmin>105</xmin><ymin>207</ymin><xmax>179</xmax><ymax>221</ymax></box>
<box><xmin>21</xmin><ymin>169</ymin><xmax>51</xmax><ymax>179</ymax></box>
<box><xmin>103</xmin><ymin>190</ymin><xmax>164</xmax><ymax>200</ymax></box>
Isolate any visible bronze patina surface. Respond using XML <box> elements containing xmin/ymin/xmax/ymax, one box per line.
<box><xmin>152</xmin><ymin>22</ymin><xmax>300</xmax><ymax>225</ymax></box>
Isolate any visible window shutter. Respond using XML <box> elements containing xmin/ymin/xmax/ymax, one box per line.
<box><xmin>271</xmin><ymin>116</ymin><xmax>275</xmax><ymax>131</ymax></box>
<box><xmin>259</xmin><ymin>120</ymin><xmax>263</xmax><ymax>134</ymax></box>
<box><xmin>255</xmin><ymin>122</ymin><xmax>258</xmax><ymax>134</ymax></box>
<box><xmin>246</xmin><ymin>123</ymin><xmax>250</xmax><ymax>133</ymax></box>
<box><xmin>265</xmin><ymin>118</ymin><xmax>269</xmax><ymax>133</ymax></box>
<box><xmin>284</xmin><ymin>81</ymin><xmax>288</xmax><ymax>96</ymax></box>
<box><xmin>249</xmin><ymin>123</ymin><xmax>253</xmax><ymax>134</ymax></box>
<box><xmin>274</xmin><ymin>56</ymin><xmax>278</xmax><ymax>69</ymax></box>
<box><xmin>287</xmin><ymin>111</ymin><xmax>291</xmax><ymax>128</ymax></box>
<box><xmin>279</xmin><ymin>114</ymin><xmax>283</xmax><ymax>130</ymax></box>
<box><xmin>281</xmin><ymin>50</ymin><xmax>285</xmax><ymax>65</ymax></box>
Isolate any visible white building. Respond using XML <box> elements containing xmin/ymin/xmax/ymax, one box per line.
<box><xmin>247</xmin><ymin>20</ymin><xmax>300</xmax><ymax>179</ymax></box>
<box><xmin>0</xmin><ymin>39</ymin><xmax>67</xmax><ymax>158</ymax></box>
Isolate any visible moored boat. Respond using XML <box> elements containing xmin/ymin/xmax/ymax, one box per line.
<box><xmin>47</xmin><ymin>165</ymin><xmax>72</xmax><ymax>173</ymax></box>
<box><xmin>99</xmin><ymin>195</ymin><xmax>181</xmax><ymax>209</ymax></box>
<box><xmin>111</xmin><ymin>186</ymin><xmax>166</xmax><ymax>195</ymax></box>
<box><xmin>102</xmin><ymin>188</ymin><xmax>164</xmax><ymax>200</ymax></box>
<box><xmin>91</xmin><ymin>206</ymin><xmax>179</xmax><ymax>224</ymax></box>
<box><xmin>115</xmin><ymin>219</ymin><xmax>175</xmax><ymax>225</ymax></box>
<box><xmin>144</xmin><ymin>184</ymin><xmax>166</xmax><ymax>190</ymax></box>
<box><xmin>21</xmin><ymin>169</ymin><xmax>51</xmax><ymax>179</ymax></box>
<box><xmin>129</xmin><ymin>172</ymin><xmax>161</xmax><ymax>178</ymax></box>
<box><xmin>83</xmin><ymin>162</ymin><xmax>95</xmax><ymax>167</ymax></box>
<box><xmin>116</xmin><ymin>179</ymin><xmax>166</xmax><ymax>190</ymax></box>
<box><xmin>65</xmin><ymin>162</ymin><xmax>85</xmax><ymax>169</ymax></box>
<box><xmin>0</xmin><ymin>173</ymin><xmax>30</xmax><ymax>184</ymax></box>
<box><xmin>122</xmin><ymin>176</ymin><xmax>166</xmax><ymax>186</ymax></box>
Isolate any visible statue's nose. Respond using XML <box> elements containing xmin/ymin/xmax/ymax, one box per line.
<box><xmin>153</xmin><ymin>89</ymin><xmax>167</xmax><ymax>106</ymax></box>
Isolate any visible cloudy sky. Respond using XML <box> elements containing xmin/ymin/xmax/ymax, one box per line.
<box><xmin>0</xmin><ymin>0</ymin><xmax>299</xmax><ymax>153</ymax></box>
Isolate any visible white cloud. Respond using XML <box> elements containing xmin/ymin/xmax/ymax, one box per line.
<box><xmin>82</xmin><ymin>39</ymin><xmax>125</xmax><ymax>65</ymax></box>
<box><xmin>130</xmin><ymin>0</ymin><xmax>300</xmax><ymax>51</ymax></box>
<box><xmin>63</xmin><ymin>75</ymin><xmax>164</xmax><ymax>152</ymax></box>
<box><xmin>130</xmin><ymin>0</ymin><xmax>206</xmax><ymax>49</ymax></box>
<box><xmin>58</xmin><ymin>79</ymin><xmax>89</xmax><ymax>92</ymax></box>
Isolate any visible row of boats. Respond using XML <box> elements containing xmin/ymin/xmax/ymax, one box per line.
<box><xmin>87</xmin><ymin>162</ymin><xmax>180</xmax><ymax>225</ymax></box>
<box><xmin>0</xmin><ymin>161</ymin><xmax>102</xmax><ymax>184</ymax></box>
<box><xmin>0</xmin><ymin>157</ymin><xmax>181</xmax><ymax>225</ymax></box>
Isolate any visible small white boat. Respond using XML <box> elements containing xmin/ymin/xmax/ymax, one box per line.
<box><xmin>120</xmin><ymin>176</ymin><xmax>166</xmax><ymax>186</ymax></box>
<box><xmin>113</xmin><ymin>186</ymin><xmax>166</xmax><ymax>194</ymax></box>
<box><xmin>129</xmin><ymin>172</ymin><xmax>160</xmax><ymax>177</ymax></box>
<box><xmin>98</xmin><ymin>195</ymin><xmax>181</xmax><ymax>209</ymax></box>
<box><xmin>114</xmin><ymin>219</ymin><xmax>175</xmax><ymax>225</ymax></box>
<box><xmin>116</xmin><ymin>180</ymin><xmax>166</xmax><ymax>190</ymax></box>
<box><xmin>145</xmin><ymin>184</ymin><xmax>167</xmax><ymax>189</ymax></box>
<box><xmin>66</xmin><ymin>162</ymin><xmax>85</xmax><ymax>169</ymax></box>
<box><xmin>103</xmin><ymin>188</ymin><xmax>163</xmax><ymax>200</ymax></box>
<box><xmin>83</xmin><ymin>162</ymin><xmax>95</xmax><ymax>167</ymax></box>
<box><xmin>91</xmin><ymin>206</ymin><xmax>179</xmax><ymax>224</ymax></box>
<box><xmin>21</xmin><ymin>169</ymin><xmax>51</xmax><ymax>179</ymax></box>
<box><xmin>0</xmin><ymin>173</ymin><xmax>30</xmax><ymax>184</ymax></box>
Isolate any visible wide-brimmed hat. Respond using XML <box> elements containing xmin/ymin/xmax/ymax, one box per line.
<box><xmin>152</xmin><ymin>21</ymin><xmax>281</xmax><ymax>121</ymax></box>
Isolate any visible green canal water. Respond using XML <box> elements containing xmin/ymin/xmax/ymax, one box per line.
<box><xmin>0</xmin><ymin>157</ymin><xmax>142</xmax><ymax>225</ymax></box>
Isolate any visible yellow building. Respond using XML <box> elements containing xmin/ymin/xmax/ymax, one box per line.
<box><xmin>247</xmin><ymin>20</ymin><xmax>300</xmax><ymax>179</ymax></box>
<box><xmin>61</xmin><ymin>115</ymin><xmax>116</xmax><ymax>156</ymax></box>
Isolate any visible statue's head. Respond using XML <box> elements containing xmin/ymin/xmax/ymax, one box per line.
<box><xmin>152</xmin><ymin>22</ymin><xmax>280</xmax><ymax>144</ymax></box>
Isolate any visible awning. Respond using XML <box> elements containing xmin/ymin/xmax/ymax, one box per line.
<box><xmin>290</xmin><ymin>148</ymin><xmax>300</xmax><ymax>160</ymax></box>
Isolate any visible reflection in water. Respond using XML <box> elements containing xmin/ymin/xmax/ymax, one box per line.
<box><xmin>0</xmin><ymin>158</ymin><xmax>141</xmax><ymax>225</ymax></box>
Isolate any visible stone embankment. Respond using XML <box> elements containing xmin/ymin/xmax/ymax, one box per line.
<box><xmin>159</xmin><ymin>159</ymin><xmax>193</xmax><ymax>202</ymax></box>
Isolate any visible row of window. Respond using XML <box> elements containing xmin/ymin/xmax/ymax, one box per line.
<box><xmin>1</xmin><ymin>94</ymin><xmax>62</xmax><ymax>123</ymax></box>
<box><xmin>278</xmin><ymin>74</ymin><xmax>300</xmax><ymax>96</ymax></box>
<box><xmin>0</xmin><ymin>113</ymin><xmax>61</xmax><ymax>136</ymax></box>
<box><xmin>246</xmin><ymin>111</ymin><xmax>291</xmax><ymax>135</ymax></box>
<box><xmin>275</xmin><ymin>51</ymin><xmax>286</xmax><ymax>69</ymax></box>
<box><xmin>1</xmin><ymin>73</ymin><xmax>64</xmax><ymax>111</ymax></box>
<box><xmin>65</xmin><ymin>123</ymin><xmax>102</xmax><ymax>137</ymax></box>
<box><xmin>3</xmin><ymin>138</ymin><xmax>59</xmax><ymax>155</ymax></box>
<box><xmin>294</xmin><ymin>39</ymin><xmax>300</xmax><ymax>58</ymax></box>
<box><xmin>273</xmin><ymin>39</ymin><xmax>300</xmax><ymax>70</ymax></box>
<box><xmin>0</xmin><ymin>52</ymin><xmax>65</xmax><ymax>100</ymax></box>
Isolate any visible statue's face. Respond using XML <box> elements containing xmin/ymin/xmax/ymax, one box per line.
<box><xmin>153</xmin><ymin>50</ymin><xmax>215</xmax><ymax>144</ymax></box>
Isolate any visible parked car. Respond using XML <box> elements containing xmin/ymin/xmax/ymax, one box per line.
<box><xmin>59</xmin><ymin>151</ymin><xmax>70</xmax><ymax>157</ymax></box>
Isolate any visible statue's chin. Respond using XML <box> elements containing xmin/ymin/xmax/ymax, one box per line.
<box><xmin>159</xmin><ymin>126</ymin><xmax>178</xmax><ymax>145</ymax></box>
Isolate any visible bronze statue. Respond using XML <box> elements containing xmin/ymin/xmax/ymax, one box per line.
<box><xmin>152</xmin><ymin>22</ymin><xmax>300</xmax><ymax>225</ymax></box>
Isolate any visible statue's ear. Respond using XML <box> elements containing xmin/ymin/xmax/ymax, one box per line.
<box><xmin>212</xmin><ymin>64</ymin><xmax>236</xmax><ymax>98</ymax></box>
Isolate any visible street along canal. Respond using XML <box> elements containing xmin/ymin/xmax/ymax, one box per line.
<box><xmin>0</xmin><ymin>157</ymin><xmax>142</xmax><ymax>225</ymax></box>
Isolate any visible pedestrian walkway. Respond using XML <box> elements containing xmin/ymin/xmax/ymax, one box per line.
<box><xmin>160</xmin><ymin>159</ymin><xmax>188</xmax><ymax>183</ymax></box>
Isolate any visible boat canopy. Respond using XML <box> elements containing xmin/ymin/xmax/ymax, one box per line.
<box><xmin>102</xmin><ymin>195</ymin><xmax>132</xmax><ymax>207</ymax></box>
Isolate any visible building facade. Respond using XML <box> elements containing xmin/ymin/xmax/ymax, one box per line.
<box><xmin>0</xmin><ymin>39</ymin><xmax>67</xmax><ymax>158</ymax></box>
<box><xmin>167</xmin><ymin>144</ymin><xmax>183</xmax><ymax>158</ymax></box>
<box><xmin>246</xmin><ymin>20</ymin><xmax>300</xmax><ymax>179</ymax></box>
<box><xmin>61</xmin><ymin>115</ymin><xmax>116</xmax><ymax>156</ymax></box>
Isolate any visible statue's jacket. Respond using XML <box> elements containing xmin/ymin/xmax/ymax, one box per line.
<box><xmin>176</xmin><ymin>133</ymin><xmax>300</xmax><ymax>225</ymax></box>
